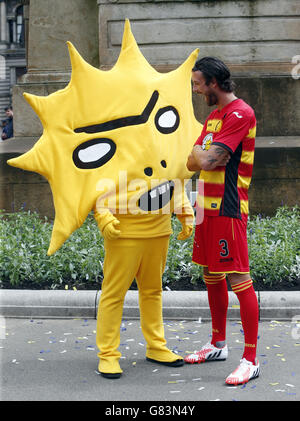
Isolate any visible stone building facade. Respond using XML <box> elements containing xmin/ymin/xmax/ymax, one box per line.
<box><xmin>0</xmin><ymin>0</ymin><xmax>26</xmax><ymax>124</ymax></box>
<box><xmin>0</xmin><ymin>0</ymin><xmax>299</xmax><ymax>216</ymax></box>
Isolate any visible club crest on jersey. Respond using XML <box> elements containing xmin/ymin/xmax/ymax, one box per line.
<box><xmin>202</xmin><ymin>133</ymin><xmax>213</xmax><ymax>150</ymax></box>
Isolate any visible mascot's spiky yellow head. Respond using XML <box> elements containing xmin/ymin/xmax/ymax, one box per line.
<box><xmin>8</xmin><ymin>20</ymin><xmax>202</xmax><ymax>255</ymax></box>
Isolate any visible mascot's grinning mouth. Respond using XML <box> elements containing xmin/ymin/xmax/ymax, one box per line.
<box><xmin>138</xmin><ymin>181</ymin><xmax>174</xmax><ymax>211</ymax></box>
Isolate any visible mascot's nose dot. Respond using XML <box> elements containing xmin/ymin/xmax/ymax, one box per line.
<box><xmin>161</xmin><ymin>160</ymin><xmax>167</xmax><ymax>168</ymax></box>
<box><xmin>144</xmin><ymin>167</ymin><xmax>153</xmax><ymax>177</ymax></box>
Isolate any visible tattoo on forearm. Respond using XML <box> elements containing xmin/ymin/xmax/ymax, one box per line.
<box><xmin>207</xmin><ymin>156</ymin><xmax>217</xmax><ymax>164</ymax></box>
<box><xmin>215</xmin><ymin>147</ymin><xmax>227</xmax><ymax>156</ymax></box>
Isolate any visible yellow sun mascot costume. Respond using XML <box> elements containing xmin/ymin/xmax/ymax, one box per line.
<box><xmin>8</xmin><ymin>20</ymin><xmax>202</xmax><ymax>378</ymax></box>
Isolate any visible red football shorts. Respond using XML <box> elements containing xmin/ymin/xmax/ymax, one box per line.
<box><xmin>192</xmin><ymin>214</ymin><xmax>250</xmax><ymax>274</ymax></box>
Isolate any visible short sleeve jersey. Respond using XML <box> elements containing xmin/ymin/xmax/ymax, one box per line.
<box><xmin>195</xmin><ymin>98</ymin><xmax>256</xmax><ymax>218</ymax></box>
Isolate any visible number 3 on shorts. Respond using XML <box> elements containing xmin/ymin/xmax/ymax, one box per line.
<box><xmin>219</xmin><ymin>239</ymin><xmax>229</xmax><ymax>257</ymax></box>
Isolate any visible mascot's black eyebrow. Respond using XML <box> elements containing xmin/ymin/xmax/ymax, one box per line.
<box><xmin>74</xmin><ymin>90</ymin><xmax>159</xmax><ymax>134</ymax></box>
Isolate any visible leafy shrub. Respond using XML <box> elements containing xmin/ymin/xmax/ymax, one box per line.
<box><xmin>247</xmin><ymin>206</ymin><xmax>300</xmax><ymax>287</ymax></box>
<box><xmin>0</xmin><ymin>206</ymin><xmax>299</xmax><ymax>290</ymax></box>
<box><xmin>0</xmin><ymin>210</ymin><xmax>104</xmax><ymax>289</ymax></box>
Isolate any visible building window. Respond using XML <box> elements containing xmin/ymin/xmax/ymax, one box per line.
<box><xmin>16</xmin><ymin>5</ymin><xmax>24</xmax><ymax>47</ymax></box>
<box><xmin>8</xmin><ymin>4</ymin><xmax>25</xmax><ymax>46</ymax></box>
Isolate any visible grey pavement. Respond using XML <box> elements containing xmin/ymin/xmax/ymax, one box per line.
<box><xmin>0</xmin><ymin>289</ymin><xmax>300</xmax><ymax>403</ymax></box>
<box><xmin>1</xmin><ymin>317</ymin><xmax>300</xmax><ymax>403</ymax></box>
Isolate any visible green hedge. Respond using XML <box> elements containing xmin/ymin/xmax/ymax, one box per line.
<box><xmin>0</xmin><ymin>206</ymin><xmax>299</xmax><ymax>290</ymax></box>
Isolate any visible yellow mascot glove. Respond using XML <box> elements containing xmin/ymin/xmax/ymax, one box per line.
<box><xmin>174</xmin><ymin>190</ymin><xmax>194</xmax><ymax>240</ymax></box>
<box><xmin>94</xmin><ymin>209</ymin><xmax>121</xmax><ymax>240</ymax></box>
<box><xmin>177</xmin><ymin>220</ymin><xmax>194</xmax><ymax>240</ymax></box>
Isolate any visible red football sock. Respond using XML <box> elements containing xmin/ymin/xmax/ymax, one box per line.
<box><xmin>204</xmin><ymin>273</ymin><xmax>228</xmax><ymax>347</ymax></box>
<box><xmin>232</xmin><ymin>280</ymin><xmax>259</xmax><ymax>363</ymax></box>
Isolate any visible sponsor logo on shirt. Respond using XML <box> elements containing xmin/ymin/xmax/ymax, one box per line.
<box><xmin>233</xmin><ymin>111</ymin><xmax>243</xmax><ymax>119</ymax></box>
<box><xmin>202</xmin><ymin>133</ymin><xmax>213</xmax><ymax>150</ymax></box>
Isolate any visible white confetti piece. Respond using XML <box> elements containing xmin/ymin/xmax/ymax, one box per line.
<box><xmin>60</xmin><ymin>350</ymin><xmax>67</xmax><ymax>353</ymax></box>
<box><xmin>152</xmin><ymin>369</ymin><xmax>158</xmax><ymax>372</ymax></box>
<box><xmin>192</xmin><ymin>378</ymin><xmax>202</xmax><ymax>381</ymax></box>
<box><xmin>126</xmin><ymin>338</ymin><xmax>135</xmax><ymax>342</ymax></box>
<box><xmin>169</xmin><ymin>391</ymin><xmax>180</xmax><ymax>394</ymax></box>
<box><xmin>198</xmin><ymin>387</ymin><xmax>205</xmax><ymax>391</ymax></box>
<box><xmin>285</xmin><ymin>384</ymin><xmax>295</xmax><ymax>388</ymax></box>
<box><xmin>275</xmin><ymin>389</ymin><xmax>286</xmax><ymax>392</ymax></box>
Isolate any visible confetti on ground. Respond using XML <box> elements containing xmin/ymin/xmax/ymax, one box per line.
<box><xmin>2</xmin><ymin>318</ymin><xmax>299</xmax><ymax>401</ymax></box>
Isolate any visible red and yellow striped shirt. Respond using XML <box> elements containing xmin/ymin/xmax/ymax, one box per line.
<box><xmin>195</xmin><ymin>98</ymin><xmax>256</xmax><ymax>218</ymax></box>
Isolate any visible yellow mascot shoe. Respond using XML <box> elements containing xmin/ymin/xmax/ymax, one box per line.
<box><xmin>97</xmin><ymin>359</ymin><xmax>123</xmax><ymax>380</ymax></box>
<box><xmin>146</xmin><ymin>348</ymin><xmax>184</xmax><ymax>367</ymax></box>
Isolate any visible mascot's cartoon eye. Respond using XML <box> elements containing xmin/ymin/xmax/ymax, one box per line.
<box><xmin>73</xmin><ymin>138</ymin><xmax>116</xmax><ymax>169</ymax></box>
<box><xmin>155</xmin><ymin>106</ymin><xmax>179</xmax><ymax>134</ymax></box>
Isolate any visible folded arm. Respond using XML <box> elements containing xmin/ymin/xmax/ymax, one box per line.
<box><xmin>187</xmin><ymin>144</ymin><xmax>230</xmax><ymax>172</ymax></box>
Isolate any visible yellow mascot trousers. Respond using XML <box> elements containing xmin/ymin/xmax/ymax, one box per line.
<box><xmin>96</xmin><ymin>235</ymin><xmax>181</xmax><ymax>374</ymax></box>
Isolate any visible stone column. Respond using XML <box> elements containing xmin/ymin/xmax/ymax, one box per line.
<box><xmin>0</xmin><ymin>0</ymin><xmax>8</xmax><ymax>45</ymax></box>
<box><xmin>13</xmin><ymin>0</ymin><xmax>99</xmax><ymax>139</ymax></box>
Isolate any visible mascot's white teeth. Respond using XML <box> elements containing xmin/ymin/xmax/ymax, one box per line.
<box><xmin>139</xmin><ymin>181</ymin><xmax>174</xmax><ymax>211</ymax></box>
<box><xmin>149</xmin><ymin>183</ymin><xmax>169</xmax><ymax>198</ymax></box>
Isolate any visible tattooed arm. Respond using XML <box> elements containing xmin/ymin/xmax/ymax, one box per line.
<box><xmin>187</xmin><ymin>144</ymin><xmax>231</xmax><ymax>171</ymax></box>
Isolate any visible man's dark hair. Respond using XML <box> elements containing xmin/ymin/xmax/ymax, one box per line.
<box><xmin>192</xmin><ymin>57</ymin><xmax>236</xmax><ymax>93</ymax></box>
